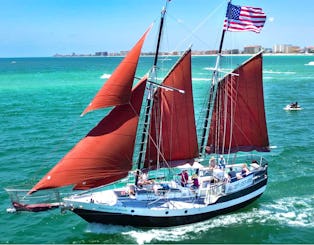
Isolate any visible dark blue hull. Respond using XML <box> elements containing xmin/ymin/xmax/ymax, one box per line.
<box><xmin>72</xmin><ymin>177</ymin><xmax>267</xmax><ymax>228</ymax></box>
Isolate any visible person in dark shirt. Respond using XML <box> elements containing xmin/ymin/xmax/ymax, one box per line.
<box><xmin>228</xmin><ymin>167</ymin><xmax>237</xmax><ymax>183</ymax></box>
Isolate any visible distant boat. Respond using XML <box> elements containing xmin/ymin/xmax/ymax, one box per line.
<box><xmin>284</xmin><ymin>102</ymin><xmax>303</xmax><ymax>111</ymax></box>
<box><xmin>6</xmin><ymin>1</ymin><xmax>270</xmax><ymax>227</ymax></box>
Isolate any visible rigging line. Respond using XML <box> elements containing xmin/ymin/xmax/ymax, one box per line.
<box><xmin>226</xmin><ymin>75</ymin><xmax>235</xmax><ymax>156</ymax></box>
<box><xmin>127</xmin><ymin>97</ymin><xmax>171</xmax><ymax>173</ymax></box>
<box><xmin>168</xmin><ymin>77</ymin><xmax>175</xmax><ymax>164</ymax></box>
<box><xmin>157</xmin><ymin>94</ymin><xmax>164</xmax><ymax>170</ymax></box>
<box><xmin>214</xmin><ymin>87</ymin><xmax>220</xmax><ymax>154</ymax></box>
<box><xmin>146</xmin><ymin>99</ymin><xmax>179</xmax><ymax>172</ymax></box>
<box><xmin>222</xmin><ymin>76</ymin><xmax>229</xmax><ymax>153</ymax></box>
<box><xmin>147</xmin><ymin>130</ymin><xmax>172</xmax><ymax>170</ymax></box>
<box><xmin>165</xmin><ymin>1</ymin><xmax>225</xmax><ymax>52</ymax></box>
<box><xmin>140</xmin><ymin>90</ymin><xmax>172</xmax><ymax>171</ymax></box>
<box><xmin>219</xmin><ymin>82</ymin><xmax>223</xmax><ymax>154</ymax></box>
<box><xmin>153</xmin><ymin>87</ymin><xmax>162</xmax><ymax>170</ymax></box>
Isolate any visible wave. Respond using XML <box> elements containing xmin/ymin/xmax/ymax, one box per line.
<box><xmin>100</xmin><ymin>73</ymin><xmax>111</xmax><ymax>79</ymax></box>
<box><xmin>204</xmin><ymin>67</ymin><xmax>297</xmax><ymax>76</ymax></box>
<box><xmin>305</xmin><ymin>61</ymin><xmax>314</xmax><ymax>66</ymax></box>
<box><xmin>203</xmin><ymin>67</ymin><xmax>232</xmax><ymax>73</ymax></box>
<box><xmin>260</xmin><ymin>196</ymin><xmax>314</xmax><ymax>228</ymax></box>
<box><xmin>264</xmin><ymin>70</ymin><xmax>296</xmax><ymax>75</ymax></box>
<box><xmin>193</xmin><ymin>78</ymin><xmax>211</xmax><ymax>82</ymax></box>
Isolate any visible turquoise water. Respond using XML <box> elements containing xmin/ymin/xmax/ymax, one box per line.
<box><xmin>1</xmin><ymin>55</ymin><xmax>313</xmax><ymax>244</ymax></box>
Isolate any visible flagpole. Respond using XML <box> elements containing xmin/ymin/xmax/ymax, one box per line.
<box><xmin>199</xmin><ymin>0</ymin><xmax>231</xmax><ymax>157</ymax></box>
<box><xmin>199</xmin><ymin>0</ymin><xmax>266</xmax><ymax>157</ymax></box>
<box><xmin>135</xmin><ymin>0</ymin><xmax>170</xmax><ymax>186</ymax></box>
<box><xmin>215</xmin><ymin>0</ymin><xmax>232</xmax><ymax>74</ymax></box>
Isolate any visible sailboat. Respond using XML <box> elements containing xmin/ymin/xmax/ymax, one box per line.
<box><xmin>6</xmin><ymin>1</ymin><xmax>270</xmax><ymax>227</ymax></box>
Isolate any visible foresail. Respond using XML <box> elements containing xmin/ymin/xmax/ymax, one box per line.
<box><xmin>144</xmin><ymin>49</ymin><xmax>199</xmax><ymax>169</ymax></box>
<box><xmin>206</xmin><ymin>52</ymin><xmax>270</xmax><ymax>154</ymax></box>
<box><xmin>81</xmin><ymin>25</ymin><xmax>152</xmax><ymax>116</ymax></box>
<box><xmin>30</xmin><ymin>77</ymin><xmax>147</xmax><ymax>193</ymax></box>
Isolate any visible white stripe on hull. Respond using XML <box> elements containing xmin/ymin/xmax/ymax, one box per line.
<box><xmin>64</xmin><ymin>185</ymin><xmax>266</xmax><ymax>218</ymax></box>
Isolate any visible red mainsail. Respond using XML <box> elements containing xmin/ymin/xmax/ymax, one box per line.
<box><xmin>81</xmin><ymin>25</ymin><xmax>152</xmax><ymax>115</ymax></box>
<box><xmin>206</xmin><ymin>52</ymin><xmax>270</xmax><ymax>154</ymax></box>
<box><xmin>30</xmin><ymin>78</ymin><xmax>147</xmax><ymax>193</ymax></box>
<box><xmin>144</xmin><ymin>49</ymin><xmax>199</xmax><ymax>169</ymax></box>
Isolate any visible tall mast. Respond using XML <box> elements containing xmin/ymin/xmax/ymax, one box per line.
<box><xmin>135</xmin><ymin>1</ymin><xmax>169</xmax><ymax>185</ymax></box>
<box><xmin>199</xmin><ymin>0</ymin><xmax>231</xmax><ymax>157</ymax></box>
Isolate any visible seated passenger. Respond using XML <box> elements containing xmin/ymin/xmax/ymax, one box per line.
<box><xmin>137</xmin><ymin>172</ymin><xmax>153</xmax><ymax>187</ymax></box>
<box><xmin>218</xmin><ymin>155</ymin><xmax>226</xmax><ymax>169</ymax></box>
<box><xmin>241</xmin><ymin>164</ymin><xmax>250</xmax><ymax>177</ymax></box>
<box><xmin>228</xmin><ymin>167</ymin><xmax>237</xmax><ymax>183</ymax></box>
<box><xmin>251</xmin><ymin>160</ymin><xmax>260</xmax><ymax>169</ymax></box>
<box><xmin>209</xmin><ymin>156</ymin><xmax>217</xmax><ymax>170</ymax></box>
<box><xmin>191</xmin><ymin>174</ymin><xmax>200</xmax><ymax>190</ymax></box>
<box><xmin>128</xmin><ymin>184</ymin><xmax>136</xmax><ymax>196</ymax></box>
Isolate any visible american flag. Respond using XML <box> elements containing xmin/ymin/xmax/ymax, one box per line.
<box><xmin>223</xmin><ymin>3</ymin><xmax>266</xmax><ymax>33</ymax></box>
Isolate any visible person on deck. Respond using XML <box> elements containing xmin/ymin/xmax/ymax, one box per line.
<box><xmin>137</xmin><ymin>172</ymin><xmax>154</xmax><ymax>187</ymax></box>
<box><xmin>209</xmin><ymin>156</ymin><xmax>217</xmax><ymax>170</ymax></box>
<box><xmin>241</xmin><ymin>164</ymin><xmax>250</xmax><ymax>177</ymax></box>
<box><xmin>228</xmin><ymin>167</ymin><xmax>237</xmax><ymax>183</ymax></box>
<box><xmin>179</xmin><ymin>170</ymin><xmax>189</xmax><ymax>187</ymax></box>
<box><xmin>191</xmin><ymin>173</ymin><xmax>200</xmax><ymax>190</ymax></box>
<box><xmin>218</xmin><ymin>155</ymin><xmax>226</xmax><ymax>169</ymax></box>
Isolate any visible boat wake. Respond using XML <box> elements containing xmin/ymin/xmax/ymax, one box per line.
<box><xmin>84</xmin><ymin>195</ymin><xmax>313</xmax><ymax>244</ymax></box>
<box><xmin>85</xmin><ymin>223</ymin><xmax>135</xmax><ymax>234</ymax></box>
<box><xmin>260</xmin><ymin>196</ymin><xmax>314</xmax><ymax>227</ymax></box>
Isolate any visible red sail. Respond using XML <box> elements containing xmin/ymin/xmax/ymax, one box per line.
<box><xmin>30</xmin><ymin>77</ymin><xmax>147</xmax><ymax>193</ymax></box>
<box><xmin>206</xmin><ymin>52</ymin><xmax>270</xmax><ymax>154</ymax></box>
<box><xmin>144</xmin><ymin>49</ymin><xmax>199</xmax><ymax>169</ymax></box>
<box><xmin>81</xmin><ymin>25</ymin><xmax>152</xmax><ymax>116</ymax></box>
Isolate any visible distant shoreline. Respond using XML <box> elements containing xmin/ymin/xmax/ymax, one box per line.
<box><xmin>2</xmin><ymin>53</ymin><xmax>314</xmax><ymax>59</ymax></box>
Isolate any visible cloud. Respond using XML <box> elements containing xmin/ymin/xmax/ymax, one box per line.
<box><xmin>268</xmin><ymin>17</ymin><xmax>275</xmax><ymax>23</ymax></box>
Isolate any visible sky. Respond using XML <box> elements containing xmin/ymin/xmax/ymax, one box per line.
<box><xmin>1</xmin><ymin>0</ymin><xmax>314</xmax><ymax>57</ymax></box>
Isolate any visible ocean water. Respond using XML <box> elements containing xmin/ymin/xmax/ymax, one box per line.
<box><xmin>0</xmin><ymin>55</ymin><xmax>313</xmax><ymax>244</ymax></box>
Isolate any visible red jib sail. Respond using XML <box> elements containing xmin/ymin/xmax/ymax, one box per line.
<box><xmin>144</xmin><ymin>49</ymin><xmax>199</xmax><ymax>169</ymax></box>
<box><xmin>206</xmin><ymin>52</ymin><xmax>270</xmax><ymax>154</ymax></box>
<box><xmin>81</xmin><ymin>25</ymin><xmax>152</xmax><ymax>116</ymax></box>
<box><xmin>30</xmin><ymin>77</ymin><xmax>147</xmax><ymax>193</ymax></box>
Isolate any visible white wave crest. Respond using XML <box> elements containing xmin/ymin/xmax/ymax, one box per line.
<box><xmin>305</xmin><ymin>61</ymin><xmax>314</xmax><ymax>66</ymax></box>
<box><xmin>260</xmin><ymin>195</ymin><xmax>314</xmax><ymax>227</ymax></box>
<box><xmin>193</xmin><ymin>78</ymin><xmax>211</xmax><ymax>82</ymax></box>
<box><xmin>264</xmin><ymin>70</ymin><xmax>296</xmax><ymax>75</ymax></box>
<box><xmin>100</xmin><ymin>73</ymin><xmax>111</xmax><ymax>79</ymax></box>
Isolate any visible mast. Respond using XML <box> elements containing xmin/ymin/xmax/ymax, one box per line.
<box><xmin>135</xmin><ymin>1</ymin><xmax>169</xmax><ymax>185</ymax></box>
<box><xmin>199</xmin><ymin>0</ymin><xmax>231</xmax><ymax>157</ymax></box>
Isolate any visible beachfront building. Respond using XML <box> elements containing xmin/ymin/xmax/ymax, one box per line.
<box><xmin>95</xmin><ymin>52</ymin><xmax>108</xmax><ymax>56</ymax></box>
<box><xmin>273</xmin><ymin>44</ymin><xmax>301</xmax><ymax>53</ymax></box>
<box><xmin>305</xmin><ymin>46</ymin><xmax>314</xmax><ymax>53</ymax></box>
<box><xmin>243</xmin><ymin>45</ymin><xmax>262</xmax><ymax>54</ymax></box>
